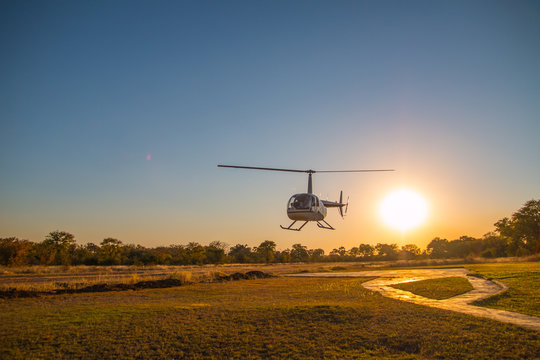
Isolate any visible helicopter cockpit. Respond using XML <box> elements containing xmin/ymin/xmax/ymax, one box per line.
<box><xmin>287</xmin><ymin>193</ymin><xmax>319</xmax><ymax>210</ymax></box>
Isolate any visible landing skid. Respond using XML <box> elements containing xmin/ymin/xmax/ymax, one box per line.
<box><xmin>280</xmin><ymin>220</ymin><xmax>336</xmax><ymax>231</ymax></box>
<box><xmin>316</xmin><ymin>220</ymin><xmax>335</xmax><ymax>230</ymax></box>
<box><xmin>280</xmin><ymin>221</ymin><xmax>308</xmax><ymax>231</ymax></box>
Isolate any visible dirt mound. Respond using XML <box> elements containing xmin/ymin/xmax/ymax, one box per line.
<box><xmin>215</xmin><ymin>270</ymin><xmax>275</xmax><ymax>281</ymax></box>
<box><xmin>0</xmin><ymin>271</ymin><xmax>275</xmax><ymax>299</ymax></box>
<box><xmin>0</xmin><ymin>288</ymin><xmax>43</xmax><ymax>299</ymax></box>
<box><xmin>53</xmin><ymin>278</ymin><xmax>187</xmax><ymax>294</ymax></box>
<box><xmin>132</xmin><ymin>278</ymin><xmax>186</xmax><ymax>289</ymax></box>
<box><xmin>245</xmin><ymin>270</ymin><xmax>274</xmax><ymax>279</ymax></box>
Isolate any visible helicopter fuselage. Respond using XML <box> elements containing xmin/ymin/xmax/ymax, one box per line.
<box><xmin>286</xmin><ymin>193</ymin><xmax>327</xmax><ymax>221</ymax></box>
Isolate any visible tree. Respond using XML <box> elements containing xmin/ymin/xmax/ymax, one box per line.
<box><xmin>358</xmin><ymin>244</ymin><xmax>374</xmax><ymax>258</ymax></box>
<box><xmin>168</xmin><ymin>245</ymin><xmax>187</xmax><ymax>265</ymax></box>
<box><xmin>447</xmin><ymin>236</ymin><xmax>480</xmax><ymax>258</ymax></box>
<box><xmin>330</xmin><ymin>246</ymin><xmax>347</xmax><ymax>258</ymax></box>
<box><xmin>427</xmin><ymin>238</ymin><xmax>449</xmax><ymax>259</ymax></box>
<box><xmin>185</xmin><ymin>242</ymin><xmax>206</xmax><ymax>265</ymax></box>
<box><xmin>0</xmin><ymin>237</ymin><xmax>33</xmax><ymax>266</ymax></box>
<box><xmin>152</xmin><ymin>247</ymin><xmax>173</xmax><ymax>265</ymax></box>
<box><xmin>480</xmin><ymin>232</ymin><xmax>508</xmax><ymax>258</ymax></box>
<box><xmin>255</xmin><ymin>240</ymin><xmax>276</xmax><ymax>263</ymax></box>
<box><xmin>290</xmin><ymin>243</ymin><xmax>309</xmax><ymax>262</ymax></box>
<box><xmin>375</xmin><ymin>243</ymin><xmax>398</xmax><ymax>260</ymax></box>
<box><xmin>123</xmin><ymin>244</ymin><xmax>153</xmax><ymax>265</ymax></box>
<box><xmin>74</xmin><ymin>243</ymin><xmax>100</xmax><ymax>265</ymax></box>
<box><xmin>37</xmin><ymin>231</ymin><xmax>76</xmax><ymax>265</ymax></box>
<box><xmin>349</xmin><ymin>247</ymin><xmax>359</xmax><ymax>257</ymax></box>
<box><xmin>310</xmin><ymin>248</ymin><xmax>325</xmax><ymax>262</ymax></box>
<box><xmin>99</xmin><ymin>238</ymin><xmax>123</xmax><ymax>265</ymax></box>
<box><xmin>229</xmin><ymin>244</ymin><xmax>253</xmax><ymax>263</ymax></box>
<box><xmin>400</xmin><ymin>244</ymin><xmax>421</xmax><ymax>260</ymax></box>
<box><xmin>275</xmin><ymin>249</ymin><xmax>291</xmax><ymax>263</ymax></box>
<box><xmin>495</xmin><ymin>200</ymin><xmax>540</xmax><ymax>256</ymax></box>
<box><xmin>205</xmin><ymin>241</ymin><xmax>228</xmax><ymax>264</ymax></box>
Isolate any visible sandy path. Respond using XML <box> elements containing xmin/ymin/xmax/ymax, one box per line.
<box><xmin>287</xmin><ymin>268</ymin><xmax>540</xmax><ymax>331</ymax></box>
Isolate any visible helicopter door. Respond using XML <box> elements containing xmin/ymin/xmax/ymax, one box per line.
<box><xmin>312</xmin><ymin>195</ymin><xmax>319</xmax><ymax>211</ymax></box>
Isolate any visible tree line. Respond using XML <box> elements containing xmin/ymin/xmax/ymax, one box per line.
<box><xmin>1</xmin><ymin>200</ymin><xmax>538</xmax><ymax>266</ymax></box>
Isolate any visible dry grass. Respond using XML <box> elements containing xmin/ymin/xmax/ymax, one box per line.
<box><xmin>0</xmin><ymin>273</ymin><xmax>186</xmax><ymax>293</ymax></box>
<box><xmin>384</xmin><ymin>255</ymin><xmax>538</xmax><ymax>268</ymax></box>
<box><xmin>167</xmin><ymin>271</ymin><xmax>192</xmax><ymax>283</ymax></box>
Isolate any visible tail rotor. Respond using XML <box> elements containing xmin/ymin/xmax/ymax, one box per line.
<box><xmin>338</xmin><ymin>191</ymin><xmax>349</xmax><ymax>218</ymax></box>
<box><xmin>339</xmin><ymin>191</ymin><xmax>345</xmax><ymax>218</ymax></box>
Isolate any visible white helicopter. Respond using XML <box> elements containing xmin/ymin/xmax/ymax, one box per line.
<box><xmin>218</xmin><ymin>165</ymin><xmax>394</xmax><ymax>231</ymax></box>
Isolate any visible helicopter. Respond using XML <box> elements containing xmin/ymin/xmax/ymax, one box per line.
<box><xmin>218</xmin><ymin>165</ymin><xmax>394</xmax><ymax>231</ymax></box>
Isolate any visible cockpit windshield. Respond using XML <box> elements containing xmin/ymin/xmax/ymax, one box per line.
<box><xmin>288</xmin><ymin>194</ymin><xmax>317</xmax><ymax>210</ymax></box>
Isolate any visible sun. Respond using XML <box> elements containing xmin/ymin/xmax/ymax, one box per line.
<box><xmin>379</xmin><ymin>189</ymin><xmax>428</xmax><ymax>232</ymax></box>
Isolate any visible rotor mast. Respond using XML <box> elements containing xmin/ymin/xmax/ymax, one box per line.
<box><xmin>306</xmin><ymin>170</ymin><xmax>315</xmax><ymax>194</ymax></box>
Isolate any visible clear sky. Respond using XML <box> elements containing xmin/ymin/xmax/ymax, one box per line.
<box><xmin>1</xmin><ymin>0</ymin><xmax>539</xmax><ymax>252</ymax></box>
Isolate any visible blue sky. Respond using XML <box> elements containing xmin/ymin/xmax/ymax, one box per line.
<box><xmin>1</xmin><ymin>0</ymin><xmax>539</xmax><ymax>251</ymax></box>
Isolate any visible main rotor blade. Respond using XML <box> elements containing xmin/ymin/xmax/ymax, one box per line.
<box><xmin>218</xmin><ymin>165</ymin><xmax>306</xmax><ymax>173</ymax></box>
<box><xmin>316</xmin><ymin>169</ymin><xmax>395</xmax><ymax>173</ymax></box>
<box><xmin>218</xmin><ymin>165</ymin><xmax>395</xmax><ymax>173</ymax></box>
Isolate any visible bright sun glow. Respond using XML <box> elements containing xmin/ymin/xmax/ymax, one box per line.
<box><xmin>379</xmin><ymin>189</ymin><xmax>428</xmax><ymax>232</ymax></box>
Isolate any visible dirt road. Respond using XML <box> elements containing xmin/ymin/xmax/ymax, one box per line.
<box><xmin>288</xmin><ymin>268</ymin><xmax>540</xmax><ymax>331</ymax></box>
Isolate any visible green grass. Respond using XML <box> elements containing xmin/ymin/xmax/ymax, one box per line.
<box><xmin>390</xmin><ymin>277</ymin><xmax>474</xmax><ymax>300</ymax></box>
<box><xmin>1</xmin><ymin>277</ymin><xmax>538</xmax><ymax>359</ymax></box>
<box><xmin>467</xmin><ymin>262</ymin><xmax>540</xmax><ymax>317</ymax></box>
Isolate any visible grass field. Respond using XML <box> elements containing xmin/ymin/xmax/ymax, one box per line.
<box><xmin>389</xmin><ymin>277</ymin><xmax>474</xmax><ymax>300</ymax></box>
<box><xmin>1</xmin><ymin>276</ymin><xmax>539</xmax><ymax>359</ymax></box>
<box><xmin>468</xmin><ymin>262</ymin><xmax>540</xmax><ymax>317</ymax></box>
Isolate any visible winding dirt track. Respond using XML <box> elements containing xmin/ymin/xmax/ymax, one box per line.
<box><xmin>288</xmin><ymin>268</ymin><xmax>540</xmax><ymax>331</ymax></box>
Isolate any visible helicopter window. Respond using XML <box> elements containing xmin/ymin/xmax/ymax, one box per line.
<box><xmin>291</xmin><ymin>194</ymin><xmax>312</xmax><ymax>209</ymax></box>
